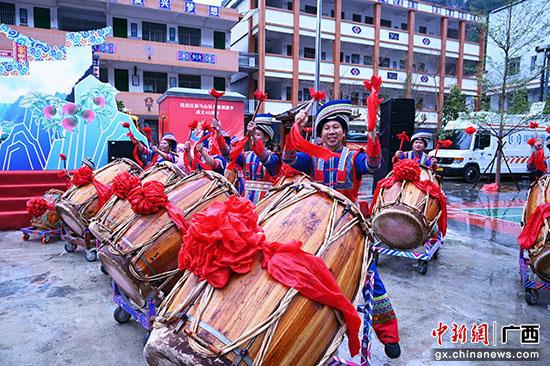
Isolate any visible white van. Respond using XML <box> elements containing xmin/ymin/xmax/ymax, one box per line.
<box><xmin>429</xmin><ymin>118</ymin><xmax>546</xmax><ymax>183</ymax></box>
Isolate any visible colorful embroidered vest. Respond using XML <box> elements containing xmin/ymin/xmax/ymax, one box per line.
<box><xmin>244</xmin><ymin>151</ymin><xmax>276</xmax><ymax>205</ymax></box>
<box><xmin>312</xmin><ymin>147</ymin><xmax>361</xmax><ymax>202</ymax></box>
<box><xmin>404</xmin><ymin>151</ymin><xmax>431</xmax><ymax>167</ymax></box>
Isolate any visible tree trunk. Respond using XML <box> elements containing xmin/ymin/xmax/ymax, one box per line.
<box><xmin>495</xmin><ymin>6</ymin><xmax>513</xmax><ymax>188</ymax></box>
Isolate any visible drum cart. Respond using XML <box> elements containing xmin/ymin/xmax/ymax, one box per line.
<box><xmin>21</xmin><ymin>226</ymin><xmax>62</xmax><ymax>244</ymax></box>
<box><xmin>372</xmin><ymin>232</ymin><xmax>443</xmax><ymax>275</ymax></box>
<box><xmin>111</xmin><ymin>282</ymin><xmax>156</xmax><ymax>343</ymax></box>
<box><xmin>61</xmin><ymin>224</ymin><xmax>100</xmax><ymax>262</ymax></box>
<box><xmin>519</xmin><ymin>250</ymin><xmax>550</xmax><ymax>305</ymax></box>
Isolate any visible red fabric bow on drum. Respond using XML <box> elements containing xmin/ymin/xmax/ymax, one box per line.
<box><xmin>518</xmin><ymin>203</ymin><xmax>550</xmax><ymax>250</ymax></box>
<box><xmin>371</xmin><ymin>159</ymin><xmax>448</xmax><ymax>236</ymax></box>
<box><xmin>26</xmin><ymin>197</ymin><xmax>54</xmax><ymax>218</ymax></box>
<box><xmin>177</xmin><ymin>196</ymin><xmax>362</xmax><ymax>356</ymax></box>
<box><xmin>127</xmin><ymin>181</ymin><xmax>189</xmax><ymax>232</ymax></box>
<box><xmin>112</xmin><ymin>171</ymin><xmax>141</xmax><ymax>199</ymax></box>
<box><xmin>71</xmin><ymin>166</ymin><xmax>113</xmax><ymax>209</ymax></box>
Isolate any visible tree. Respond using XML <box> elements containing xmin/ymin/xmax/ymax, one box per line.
<box><xmin>442</xmin><ymin>84</ymin><xmax>467</xmax><ymax>130</ymax></box>
<box><xmin>116</xmin><ymin>99</ymin><xmax>125</xmax><ymax>112</ymax></box>
<box><xmin>543</xmin><ymin>94</ymin><xmax>550</xmax><ymax>115</ymax></box>
<box><xmin>507</xmin><ymin>88</ymin><xmax>529</xmax><ymax>114</ymax></box>
<box><xmin>482</xmin><ymin>0</ymin><xmax>550</xmax><ymax>188</ymax></box>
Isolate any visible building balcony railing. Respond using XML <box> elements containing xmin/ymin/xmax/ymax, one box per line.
<box><xmin>99</xmin><ymin>38</ymin><xmax>239</xmax><ymax>72</ymax></box>
<box><xmin>239</xmin><ymin>52</ymin><xmax>258</xmax><ymax>71</ymax></box>
<box><xmin>261</xmin><ymin>7</ymin><xmax>481</xmax><ymax>60</ymax></box>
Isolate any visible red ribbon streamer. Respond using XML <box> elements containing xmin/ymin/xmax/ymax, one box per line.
<box><xmin>518</xmin><ymin>203</ymin><xmax>550</xmax><ymax>250</ymax></box>
<box><xmin>289</xmin><ymin>122</ymin><xmax>338</xmax><ymax>161</ymax></box>
<box><xmin>227</xmin><ymin>136</ymin><xmax>249</xmax><ymax>171</ymax></box>
<box><xmin>177</xmin><ymin>196</ymin><xmax>361</xmax><ymax>356</ymax></box>
<box><xmin>71</xmin><ymin>166</ymin><xmax>113</xmax><ymax>209</ymax></box>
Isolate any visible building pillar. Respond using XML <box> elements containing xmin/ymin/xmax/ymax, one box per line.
<box><xmin>405</xmin><ymin>10</ymin><xmax>415</xmax><ymax>98</ymax></box>
<box><xmin>247</xmin><ymin>11</ymin><xmax>256</xmax><ymax>100</ymax></box>
<box><xmin>437</xmin><ymin>16</ymin><xmax>448</xmax><ymax>131</ymax></box>
<box><xmin>456</xmin><ymin>20</ymin><xmax>466</xmax><ymax>90</ymax></box>
<box><xmin>373</xmin><ymin>3</ymin><xmax>382</xmax><ymax>76</ymax></box>
<box><xmin>292</xmin><ymin>0</ymin><xmax>301</xmax><ymax>105</ymax></box>
<box><xmin>257</xmin><ymin>0</ymin><xmax>266</xmax><ymax>113</ymax></box>
<box><xmin>333</xmin><ymin>0</ymin><xmax>342</xmax><ymax>99</ymax></box>
<box><xmin>475</xmin><ymin>26</ymin><xmax>485</xmax><ymax>111</ymax></box>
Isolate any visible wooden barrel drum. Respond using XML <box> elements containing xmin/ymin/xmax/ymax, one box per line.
<box><xmin>371</xmin><ymin>165</ymin><xmax>442</xmax><ymax>250</ymax></box>
<box><xmin>144</xmin><ymin>182</ymin><xmax>372</xmax><ymax>366</ymax></box>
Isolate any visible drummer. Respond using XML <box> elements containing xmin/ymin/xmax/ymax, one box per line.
<box><xmin>526</xmin><ymin>138</ymin><xmax>546</xmax><ymax>181</ymax></box>
<box><xmin>213</xmin><ymin>115</ymin><xmax>281</xmax><ymax>204</ymax></box>
<box><xmin>182</xmin><ymin>138</ymin><xmax>226</xmax><ymax>175</ymax></box>
<box><xmin>130</xmin><ymin>132</ymin><xmax>177</xmax><ymax>166</ymax></box>
<box><xmin>283</xmin><ymin>100</ymin><xmax>401</xmax><ymax>359</ymax></box>
<box><xmin>393</xmin><ymin>132</ymin><xmax>437</xmax><ymax>168</ymax></box>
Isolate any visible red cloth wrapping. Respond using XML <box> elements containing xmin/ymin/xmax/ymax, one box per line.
<box><xmin>133</xmin><ymin>144</ymin><xmax>144</xmax><ymax>168</ymax></box>
<box><xmin>183</xmin><ymin>149</ymin><xmax>192</xmax><ymax>173</ymax></box>
<box><xmin>127</xmin><ymin>180</ymin><xmax>189</xmax><ymax>232</ymax></box>
<box><xmin>26</xmin><ymin>197</ymin><xmax>53</xmax><ymax>217</ymax></box>
<box><xmin>366</xmin><ymin>136</ymin><xmax>381</xmax><ymax>159</ymax></box>
<box><xmin>289</xmin><ymin>122</ymin><xmax>338</xmax><ymax>161</ymax></box>
<box><xmin>371</xmin><ymin>160</ymin><xmax>447</xmax><ymax>236</ymax></box>
<box><xmin>227</xmin><ymin>136</ymin><xmax>249</xmax><ymax>171</ymax></box>
<box><xmin>72</xmin><ymin>166</ymin><xmax>112</xmax><ymax>209</ymax></box>
<box><xmin>518</xmin><ymin>203</ymin><xmax>550</xmax><ymax>249</ymax></box>
<box><xmin>252</xmin><ymin>137</ymin><xmax>266</xmax><ymax>157</ymax></box>
<box><xmin>532</xmin><ymin>149</ymin><xmax>547</xmax><ymax>172</ymax></box>
<box><xmin>112</xmin><ymin>172</ymin><xmax>141</xmax><ymax>199</ymax></box>
<box><xmin>72</xmin><ymin>166</ymin><xmax>94</xmax><ymax>187</ymax></box>
<box><xmin>177</xmin><ymin>196</ymin><xmax>361</xmax><ymax>356</ymax></box>
<box><xmin>92</xmin><ymin>179</ymin><xmax>113</xmax><ymax>209</ymax></box>
<box><xmin>280</xmin><ymin>163</ymin><xmax>302</xmax><ymax>178</ymax></box>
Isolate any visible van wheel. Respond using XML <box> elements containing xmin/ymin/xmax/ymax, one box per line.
<box><xmin>463</xmin><ymin>165</ymin><xmax>480</xmax><ymax>183</ymax></box>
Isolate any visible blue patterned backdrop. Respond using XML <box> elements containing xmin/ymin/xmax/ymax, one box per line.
<box><xmin>0</xmin><ymin>26</ymin><xmax>146</xmax><ymax>170</ymax></box>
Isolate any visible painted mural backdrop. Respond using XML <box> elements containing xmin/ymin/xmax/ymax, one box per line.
<box><xmin>0</xmin><ymin>25</ymin><xmax>146</xmax><ymax>170</ymax></box>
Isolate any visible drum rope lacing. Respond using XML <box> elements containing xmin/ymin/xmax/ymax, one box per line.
<box><xmin>373</xmin><ymin>169</ymin><xmax>443</xmax><ymax>233</ymax></box>
<box><xmin>60</xmin><ymin>159</ymin><xmax>140</xmax><ymax>229</ymax></box>
<box><xmin>156</xmin><ymin>183</ymin><xmax>373</xmax><ymax>366</ymax></box>
<box><xmin>109</xmin><ymin>171</ymin><xmax>238</xmax><ymax>283</ymax></box>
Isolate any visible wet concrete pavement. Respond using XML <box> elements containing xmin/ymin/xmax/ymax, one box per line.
<box><xmin>1</xmin><ymin>177</ymin><xmax>549</xmax><ymax>365</ymax></box>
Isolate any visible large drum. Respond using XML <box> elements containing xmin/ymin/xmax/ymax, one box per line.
<box><xmin>30</xmin><ymin>189</ymin><xmax>64</xmax><ymax>230</ymax></box>
<box><xmin>371</xmin><ymin>165</ymin><xmax>442</xmax><ymax>250</ymax></box>
<box><xmin>98</xmin><ymin>171</ymin><xmax>238</xmax><ymax>308</ymax></box>
<box><xmin>55</xmin><ymin>158</ymin><xmax>141</xmax><ymax>236</ymax></box>
<box><xmin>523</xmin><ymin>175</ymin><xmax>550</xmax><ymax>282</ymax></box>
<box><xmin>89</xmin><ymin>162</ymin><xmax>185</xmax><ymax>242</ymax></box>
<box><xmin>144</xmin><ymin>182</ymin><xmax>372</xmax><ymax>366</ymax></box>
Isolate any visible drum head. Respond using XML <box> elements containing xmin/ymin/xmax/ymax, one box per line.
<box><xmin>55</xmin><ymin>200</ymin><xmax>85</xmax><ymax>236</ymax></box>
<box><xmin>372</xmin><ymin>207</ymin><xmax>428</xmax><ymax>250</ymax></box>
<box><xmin>532</xmin><ymin>252</ymin><xmax>550</xmax><ymax>283</ymax></box>
<box><xmin>98</xmin><ymin>246</ymin><xmax>146</xmax><ymax>307</ymax></box>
